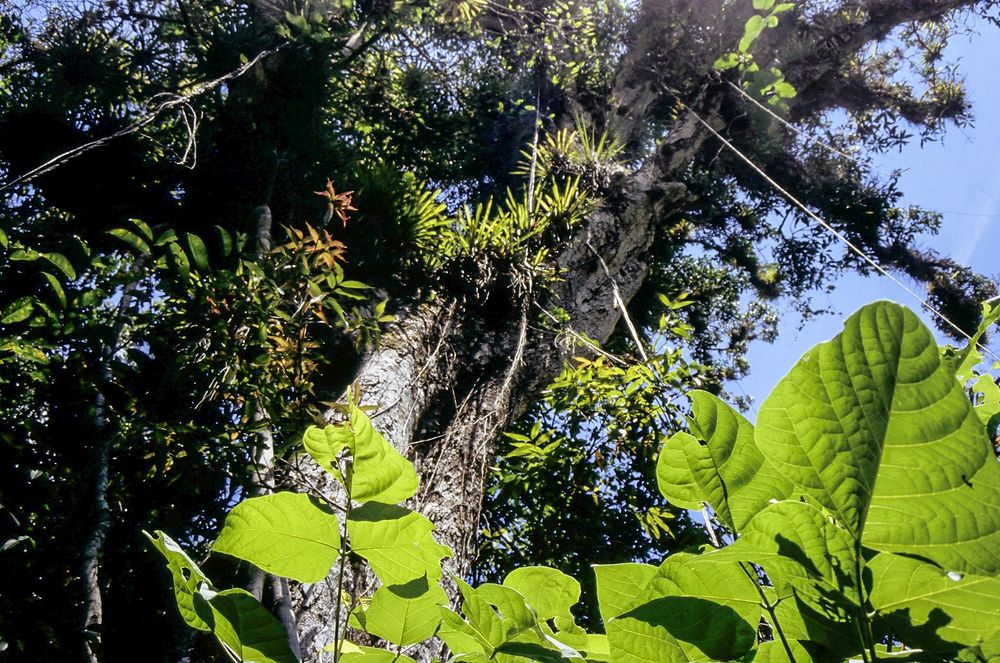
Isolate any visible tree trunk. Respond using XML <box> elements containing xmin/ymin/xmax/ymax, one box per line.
<box><xmin>285</xmin><ymin>1</ymin><xmax>987</xmax><ymax>658</ymax></box>
<box><xmin>80</xmin><ymin>260</ymin><xmax>147</xmax><ymax>663</ymax></box>
<box><xmin>289</xmin><ymin>106</ymin><xmax>711</xmax><ymax>660</ymax></box>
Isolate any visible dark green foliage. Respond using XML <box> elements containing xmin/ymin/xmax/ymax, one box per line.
<box><xmin>2</xmin><ymin>1</ymin><xmax>999</xmax><ymax>660</ymax></box>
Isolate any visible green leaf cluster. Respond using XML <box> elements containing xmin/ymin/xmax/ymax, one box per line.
<box><xmin>155</xmin><ymin>300</ymin><xmax>1000</xmax><ymax>663</ymax></box>
<box><xmin>150</xmin><ymin>404</ymin><xmax>450</xmax><ymax>661</ymax></box>
<box><xmin>652</xmin><ymin>301</ymin><xmax>1000</xmax><ymax>661</ymax></box>
<box><xmin>714</xmin><ymin>0</ymin><xmax>797</xmax><ymax>109</ymax></box>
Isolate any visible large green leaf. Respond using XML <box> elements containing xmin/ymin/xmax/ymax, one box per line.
<box><xmin>336</xmin><ymin>642</ymin><xmax>417</xmax><ymax>663</ymax></box>
<box><xmin>347</xmin><ymin>502</ymin><xmax>451</xmax><ymax>585</ymax></box>
<box><xmin>345</xmin><ymin>405</ymin><xmax>419</xmax><ymax>504</ymax></box>
<box><xmin>593</xmin><ymin>563</ymin><xmax>657</xmax><ymax>624</ymax></box>
<box><xmin>145</xmin><ymin>530</ymin><xmax>212</xmax><ymax>631</ymax></box>
<box><xmin>718</xmin><ymin>500</ymin><xmax>859</xmax><ymax>616</ymax></box>
<box><xmin>869</xmin><ymin>552</ymin><xmax>1000</xmax><ymax>654</ymax></box>
<box><xmin>40</xmin><ymin>272</ymin><xmax>66</xmax><ymax>308</ymax></box>
<box><xmin>957</xmin><ymin>627</ymin><xmax>1000</xmax><ymax>663</ymax></box>
<box><xmin>199</xmin><ymin>588</ymin><xmax>297</xmax><ymax>663</ymax></box>
<box><xmin>185</xmin><ymin>232</ymin><xmax>210</xmax><ymax>271</ymax></box>
<box><xmin>42</xmin><ymin>252</ymin><xmax>75</xmax><ymax>280</ymax></box>
<box><xmin>2</xmin><ymin>296</ymin><xmax>34</xmax><ymax>324</ymax></box>
<box><xmin>970</xmin><ymin>372</ymin><xmax>1000</xmax><ymax>429</ymax></box>
<box><xmin>213</xmin><ymin>492</ymin><xmax>341</xmax><ymax>583</ymax></box>
<box><xmin>362</xmin><ymin>575</ymin><xmax>448</xmax><ymax>646</ymax></box>
<box><xmin>761</xmin><ymin>587</ymin><xmax>861</xmax><ymax>661</ymax></box>
<box><xmin>606</xmin><ymin>553</ymin><xmax>759</xmax><ymax>663</ymax></box>
<box><xmin>756</xmin><ymin>301</ymin><xmax>1000</xmax><ymax>574</ymax></box>
<box><xmin>504</xmin><ymin>566</ymin><xmax>580</xmax><ymax>621</ymax></box>
<box><xmin>496</xmin><ymin>641</ymin><xmax>579</xmax><ymax>663</ymax></box>
<box><xmin>953</xmin><ymin>302</ymin><xmax>1000</xmax><ymax>431</ymax></box>
<box><xmin>607</xmin><ymin>596</ymin><xmax>755</xmax><ymax>663</ymax></box>
<box><xmin>444</xmin><ymin>578</ymin><xmax>548</xmax><ymax>661</ymax></box>
<box><xmin>440</xmin><ymin>605</ymin><xmax>495</xmax><ymax>657</ymax></box>
<box><xmin>107</xmin><ymin>227</ymin><xmax>151</xmax><ymax>254</ymax></box>
<box><xmin>953</xmin><ymin>301</ymin><xmax>1000</xmax><ymax>381</ymax></box>
<box><xmin>656</xmin><ymin>391</ymin><xmax>791</xmax><ymax>531</ymax></box>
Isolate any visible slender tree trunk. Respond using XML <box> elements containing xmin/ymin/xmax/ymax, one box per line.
<box><xmin>80</xmin><ymin>260</ymin><xmax>147</xmax><ymax>663</ymax></box>
<box><xmin>248</xmin><ymin>201</ymin><xmax>305</xmax><ymax>659</ymax></box>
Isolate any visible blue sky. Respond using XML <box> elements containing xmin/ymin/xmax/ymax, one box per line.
<box><xmin>735</xmin><ymin>19</ymin><xmax>1000</xmax><ymax>416</ymax></box>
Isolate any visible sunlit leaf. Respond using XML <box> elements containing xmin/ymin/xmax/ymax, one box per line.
<box><xmin>869</xmin><ymin>552</ymin><xmax>1000</xmax><ymax>654</ymax></box>
<box><xmin>213</xmin><ymin>492</ymin><xmax>340</xmax><ymax>583</ymax></box>
<box><xmin>593</xmin><ymin>563</ymin><xmax>656</xmax><ymax>624</ymax></box>
<box><xmin>362</xmin><ymin>575</ymin><xmax>448</xmax><ymax>646</ymax></box>
<box><xmin>144</xmin><ymin>530</ymin><xmax>212</xmax><ymax>631</ymax></box>
<box><xmin>503</xmin><ymin>566</ymin><xmax>580</xmax><ymax>622</ymax></box>
<box><xmin>657</xmin><ymin>390</ymin><xmax>791</xmax><ymax>532</ymax></box>
<box><xmin>199</xmin><ymin>588</ymin><xmax>297</xmax><ymax>663</ymax></box>
<box><xmin>2</xmin><ymin>296</ymin><xmax>34</xmax><ymax>324</ymax></box>
<box><xmin>42</xmin><ymin>252</ymin><xmax>75</xmax><ymax>280</ymax></box>
<box><xmin>107</xmin><ymin>228</ymin><xmax>151</xmax><ymax>255</ymax></box>
<box><xmin>344</xmin><ymin>405</ymin><xmax>418</xmax><ymax>504</ymax></box>
<box><xmin>757</xmin><ymin>301</ymin><xmax>1000</xmax><ymax>574</ymax></box>
<box><xmin>347</xmin><ymin>502</ymin><xmax>450</xmax><ymax>585</ymax></box>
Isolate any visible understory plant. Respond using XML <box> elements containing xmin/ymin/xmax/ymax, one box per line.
<box><xmin>151</xmin><ymin>300</ymin><xmax>1000</xmax><ymax>662</ymax></box>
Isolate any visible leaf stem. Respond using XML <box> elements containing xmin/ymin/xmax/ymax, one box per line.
<box><xmin>739</xmin><ymin>562</ymin><xmax>796</xmax><ymax>663</ymax></box>
<box><xmin>854</xmin><ymin>547</ymin><xmax>878</xmax><ymax>663</ymax></box>
<box><xmin>332</xmin><ymin>462</ymin><xmax>353</xmax><ymax>663</ymax></box>
<box><xmin>854</xmin><ymin>616</ymin><xmax>872</xmax><ymax>663</ymax></box>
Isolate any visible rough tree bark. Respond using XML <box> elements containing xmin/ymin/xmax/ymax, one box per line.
<box><xmin>289</xmin><ymin>97</ymin><xmax>718</xmax><ymax>659</ymax></box>
<box><xmin>285</xmin><ymin>1</ymin><xmax>991</xmax><ymax>659</ymax></box>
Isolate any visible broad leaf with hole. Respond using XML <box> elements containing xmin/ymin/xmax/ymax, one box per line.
<box><xmin>145</xmin><ymin>530</ymin><xmax>212</xmax><ymax>631</ymax></box>
<box><xmin>657</xmin><ymin>390</ymin><xmax>791</xmax><ymax>531</ymax></box>
<box><xmin>347</xmin><ymin>502</ymin><xmax>450</xmax><ymax>585</ymax></box>
<box><xmin>213</xmin><ymin>492</ymin><xmax>340</xmax><ymax>583</ymax></box>
<box><xmin>756</xmin><ymin>301</ymin><xmax>1000</xmax><ymax>574</ymax></box>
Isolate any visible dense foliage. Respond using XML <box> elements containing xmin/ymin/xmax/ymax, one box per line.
<box><xmin>2</xmin><ymin>0</ymin><xmax>1000</xmax><ymax>660</ymax></box>
<box><xmin>156</xmin><ymin>301</ymin><xmax>1000</xmax><ymax>663</ymax></box>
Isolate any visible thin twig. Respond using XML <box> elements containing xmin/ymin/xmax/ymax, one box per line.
<box><xmin>585</xmin><ymin>235</ymin><xmax>649</xmax><ymax>362</ymax></box>
<box><xmin>701</xmin><ymin>506</ymin><xmax>722</xmax><ymax>548</ymax></box>
<box><xmin>723</xmin><ymin>79</ymin><xmax>855</xmax><ymax>161</ymax></box>
<box><xmin>0</xmin><ymin>44</ymin><xmax>286</xmax><ymax>193</ymax></box>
